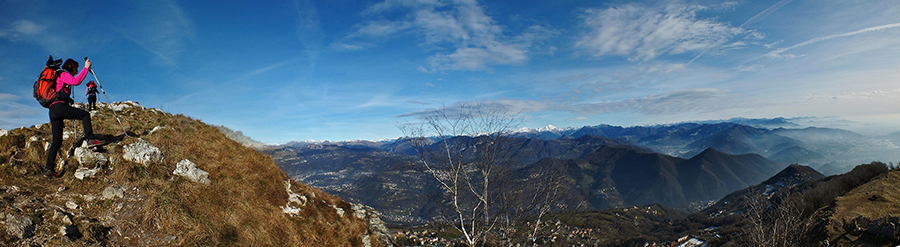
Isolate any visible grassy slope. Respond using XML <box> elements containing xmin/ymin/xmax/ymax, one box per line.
<box><xmin>0</xmin><ymin>102</ymin><xmax>374</xmax><ymax>246</ymax></box>
<box><xmin>832</xmin><ymin>170</ymin><xmax>900</xmax><ymax>220</ymax></box>
<box><xmin>826</xmin><ymin>170</ymin><xmax>900</xmax><ymax>244</ymax></box>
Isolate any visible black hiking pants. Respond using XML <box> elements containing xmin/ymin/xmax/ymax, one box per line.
<box><xmin>88</xmin><ymin>95</ymin><xmax>97</xmax><ymax>111</ymax></box>
<box><xmin>45</xmin><ymin>103</ymin><xmax>94</xmax><ymax>171</ymax></box>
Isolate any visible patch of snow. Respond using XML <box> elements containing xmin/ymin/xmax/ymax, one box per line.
<box><xmin>281</xmin><ymin>180</ymin><xmax>308</xmax><ymax>216</ymax></box>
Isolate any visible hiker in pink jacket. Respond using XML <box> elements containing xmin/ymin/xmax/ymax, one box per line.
<box><xmin>45</xmin><ymin>58</ymin><xmax>106</xmax><ymax>178</ymax></box>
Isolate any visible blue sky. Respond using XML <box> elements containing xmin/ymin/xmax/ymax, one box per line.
<box><xmin>1</xmin><ymin>0</ymin><xmax>899</xmax><ymax>143</ymax></box>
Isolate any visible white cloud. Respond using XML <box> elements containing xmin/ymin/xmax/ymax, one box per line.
<box><xmin>734</xmin><ymin>64</ymin><xmax>763</xmax><ymax>72</ymax></box>
<box><xmin>11</xmin><ymin>20</ymin><xmax>43</xmax><ymax>36</ymax></box>
<box><xmin>0</xmin><ymin>19</ymin><xmax>75</xmax><ymax>54</ymax></box>
<box><xmin>396</xmin><ymin>88</ymin><xmax>735</xmax><ymax>119</ymax></box>
<box><xmin>329</xmin><ymin>41</ymin><xmax>367</xmax><ymax>51</ymax></box>
<box><xmin>0</xmin><ymin>93</ymin><xmax>40</xmax><ymax>121</ymax></box>
<box><xmin>0</xmin><ymin>93</ymin><xmax>18</xmax><ymax>101</ymax></box>
<box><xmin>575</xmin><ymin>2</ymin><xmax>744</xmax><ymax>61</ymax></box>
<box><xmin>295</xmin><ymin>0</ymin><xmax>325</xmax><ymax>74</ymax></box>
<box><xmin>767</xmin><ymin>22</ymin><xmax>900</xmax><ymax>59</ymax></box>
<box><xmin>570</xmin><ymin>88</ymin><xmax>733</xmax><ymax>115</ymax></box>
<box><xmin>353</xmin><ymin>20</ymin><xmax>413</xmax><ymax>38</ymax></box>
<box><xmin>111</xmin><ymin>0</ymin><xmax>193</xmax><ymax>66</ymax></box>
<box><xmin>804</xmin><ymin>89</ymin><xmax>900</xmax><ymax>102</ymax></box>
<box><xmin>345</xmin><ymin>0</ymin><xmax>555</xmax><ymax>72</ymax></box>
<box><xmin>0</xmin><ymin>20</ymin><xmax>43</xmax><ymax>40</ymax></box>
<box><xmin>739</xmin><ymin>0</ymin><xmax>792</xmax><ymax>28</ymax></box>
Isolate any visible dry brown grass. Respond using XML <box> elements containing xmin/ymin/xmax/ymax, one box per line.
<box><xmin>832</xmin><ymin>170</ymin><xmax>900</xmax><ymax>221</ymax></box>
<box><xmin>0</xmin><ymin>102</ymin><xmax>377</xmax><ymax>246</ymax></box>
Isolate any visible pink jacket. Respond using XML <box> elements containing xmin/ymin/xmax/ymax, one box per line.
<box><xmin>49</xmin><ymin>67</ymin><xmax>89</xmax><ymax>107</ymax></box>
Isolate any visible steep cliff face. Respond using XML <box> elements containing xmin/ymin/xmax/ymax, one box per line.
<box><xmin>0</xmin><ymin>102</ymin><xmax>388</xmax><ymax>246</ymax></box>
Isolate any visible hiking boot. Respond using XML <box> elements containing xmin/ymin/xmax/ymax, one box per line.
<box><xmin>85</xmin><ymin>138</ymin><xmax>107</xmax><ymax>148</ymax></box>
<box><xmin>44</xmin><ymin>169</ymin><xmax>62</xmax><ymax>178</ymax></box>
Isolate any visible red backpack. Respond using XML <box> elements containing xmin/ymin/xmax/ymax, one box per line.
<box><xmin>33</xmin><ymin>55</ymin><xmax>65</xmax><ymax>108</ymax></box>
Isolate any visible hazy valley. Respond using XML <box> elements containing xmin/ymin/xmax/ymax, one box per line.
<box><xmin>256</xmin><ymin>118</ymin><xmax>900</xmax><ymax>246</ymax></box>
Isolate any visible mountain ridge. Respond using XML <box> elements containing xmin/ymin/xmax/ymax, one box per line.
<box><xmin>257</xmin><ymin>118</ymin><xmax>899</xmax><ymax>176</ymax></box>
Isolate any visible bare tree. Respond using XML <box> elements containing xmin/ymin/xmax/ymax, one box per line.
<box><xmin>743</xmin><ymin>193</ymin><xmax>813</xmax><ymax>247</ymax></box>
<box><xmin>519</xmin><ymin>162</ymin><xmax>574</xmax><ymax>246</ymax></box>
<box><xmin>398</xmin><ymin>102</ymin><xmax>521</xmax><ymax>246</ymax></box>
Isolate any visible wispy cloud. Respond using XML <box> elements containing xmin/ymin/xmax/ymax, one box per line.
<box><xmin>0</xmin><ymin>93</ymin><xmax>40</xmax><ymax>123</ymax></box>
<box><xmin>767</xmin><ymin>22</ymin><xmax>900</xmax><ymax>59</ymax></box>
<box><xmin>229</xmin><ymin>59</ymin><xmax>298</xmax><ymax>83</ymax></box>
<box><xmin>0</xmin><ymin>20</ymin><xmax>74</xmax><ymax>54</ymax></box>
<box><xmin>295</xmin><ymin>0</ymin><xmax>325</xmax><ymax>73</ymax></box>
<box><xmin>575</xmin><ymin>2</ymin><xmax>744</xmax><ymax>61</ymax></box>
<box><xmin>1</xmin><ymin>20</ymin><xmax>44</xmax><ymax>37</ymax></box>
<box><xmin>686</xmin><ymin>0</ymin><xmax>790</xmax><ymax>64</ymax></box>
<box><xmin>0</xmin><ymin>93</ymin><xmax>17</xmax><ymax>102</ymax></box>
<box><xmin>341</xmin><ymin>0</ymin><xmax>555</xmax><ymax>72</ymax></box>
<box><xmin>733</xmin><ymin>64</ymin><xmax>763</xmax><ymax>72</ymax></box>
<box><xmin>740</xmin><ymin>0</ymin><xmax>792</xmax><ymax>28</ymax></box>
<box><xmin>110</xmin><ymin>0</ymin><xmax>193</xmax><ymax>66</ymax></box>
<box><xmin>396</xmin><ymin>88</ymin><xmax>735</xmax><ymax>120</ymax></box>
<box><xmin>329</xmin><ymin>41</ymin><xmax>367</xmax><ymax>51</ymax></box>
<box><xmin>804</xmin><ymin>89</ymin><xmax>900</xmax><ymax>102</ymax></box>
<box><xmin>570</xmin><ymin>88</ymin><xmax>733</xmax><ymax>115</ymax></box>
<box><xmin>394</xmin><ymin>100</ymin><xmax>519</xmax><ymax>120</ymax></box>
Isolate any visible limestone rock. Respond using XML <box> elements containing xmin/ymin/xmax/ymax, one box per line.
<box><xmin>63</xmin><ymin>130</ymin><xmax>74</xmax><ymax>139</ymax></box>
<box><xmin>53</xmin><ymin>210</ymin><xmax>73</xmax><ymax>225</ymax></box>
<box><xmin>333</xmin><ymin>205</ymin><xmax>345</xmax><ymax>217</ymax></box>
<box><xmin>148</xmin><ymin>126</ymin><xmax>170</xmax><ymax>135</ymax></box>
<box><xmin>0</xmin><ymin>129</ymin><xmax>7</xmax><ymax>137</ymax></box>
<box><xmin>123</xmin><ymin>138</ymin><xmax>163</xmax><ymax>166</ymax></box>
<box><xmin>74</xmin><ymin>147</ymin><xmax>108</xmax><ymax>168</ymax></box>
<box><xmin>66</xmin><ymin>201</ymin><xmax>80</xmax><ymax>211</ymax></box>
<box><xmin>75</xmin><ymin>167</ymin><xmax>102</xmax><ymax>180</ymax></box>
<box><xmin>102</xmin><ymin>186</ymin><xmax>125</xmax><ymax>200</ymax></box>
<box><xmin>110</xmin><ymin>101</ymin><xmax>144</xmax><ymax>112</ymax></box>
<box><xmin>173</xmin><ymin>159</ymin><xmax>210</xmax><ymax>184</ymax></box>
<box><xmin>26</xmin><ymin>136</ymin><xmax>40</xmax><ymax>150</ymax></box>
<box><xmin>352</xmin><ymin>203</ymin><xmax>392</xmax><ymax>247</ymax></box>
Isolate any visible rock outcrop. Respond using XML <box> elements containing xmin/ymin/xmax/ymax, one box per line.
<box><xmin>173</xmin><ymin>159</ymin><xmax>210</xmax><ymax>184</ymax></box>
<box><xmin>122</xmin><ymin>138</ymin><xmax>163</xmax><ymax>166</ymax></box>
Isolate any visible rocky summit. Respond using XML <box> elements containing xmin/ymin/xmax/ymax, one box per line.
<box><xmin>0</xmin><ymin>102</ymin><xmax>390</xmax><ymax>246</ymax></box>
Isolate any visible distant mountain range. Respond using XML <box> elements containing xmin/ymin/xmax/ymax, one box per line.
<box><xmin>253</xmin><ymin>118</ymin><xmax>900</xmax><ymax>226</ymax></box>
<box><xmin>509</xmin><ymin>120</ymin><xmax>899</xmax><ymax>173</ymax></box>
<box><xmin>262</xmin><ymin>136</ymin><xmax>780</xmax><ymax>224</ymax></box>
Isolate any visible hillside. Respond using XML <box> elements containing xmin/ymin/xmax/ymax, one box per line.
<box><xmin>537</xmin><ymin>145</ymin><xmax>687</xmax><ymax>208</ymax></box>
<box><xmin>0</xmin><ymin>102</ymin><xmax>388</xmax><ymax>246</ymax></box>
<box><xmin>529</xmin><ymin>163</ymin><xmax>898</xmax><ymax>246</ymax></box>
<box><xmin>528</xmin><ymin>146</ymin><xmax>783</xmax><ymax>209</ymax></box>
<box><xmin>821</xmin><ymin>169</ymin><xmax>900</xmax><ymax>245</ymax></box>
<box><xmin>682</xmin><ymin>163</ymin><xmax>893</xmax><ymax>246</ymax></box>
<box><xmin>676</xmin><ymin>148</ymin><xmax>783</xmax><ymax>202</ymax></box>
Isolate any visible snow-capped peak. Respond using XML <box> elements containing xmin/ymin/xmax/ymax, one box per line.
<box><xmin>538</xmin><ymin>124</ymin><xmax>560</xmax><ymax>132</ymax></box>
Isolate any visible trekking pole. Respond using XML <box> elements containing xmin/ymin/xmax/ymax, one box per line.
<box><xmin>85</xmin><ymin>57</ymin><xmax>129</xmax><ymax>137</ymax></box>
